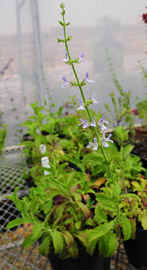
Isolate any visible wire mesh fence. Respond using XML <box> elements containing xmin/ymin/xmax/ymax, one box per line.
<box><xmin>0</xmin><ymin>146</ymin><xmax>142</xmax><ymax>270</ymax></box>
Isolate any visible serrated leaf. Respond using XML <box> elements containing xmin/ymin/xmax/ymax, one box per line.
<box><xmin>5</xmin><ymin>187</ymin><xmax>21</xmax><ymax>210</ymax></box>
<box><xmin>6</xmin><ymin>218</ymin><xmax>32</xmax><ymax>229</ymax></box>
<box><xmin>120</xmin><ymin>215</ymin><xmax>131</xmax><ymax>240</ymax></box>
<box><xmin>50</xmin><ymin>231</ymin><xmax>64</xmax><ymax>254</ymax></box>
<box><xmin>30</xmin><ymin>199</ymin><xmax>38</xmax><ymax>215</ymax></box>
<box><xmin>106</xmin><ymin>233</ymin><xmax>118</xmax><ymax>256</ymax></box>
<box><xmin>54</xmin><ymin>202</ymin><xmax>67</xmax><ymax>223</ymax></box>
<box><xmin>32</xmin><ymin>223</ymin><xmax>43</xmax><ymax>240</ymax></box>
<box><xmin>139</xmin><ymin>209</ymin><xmax>147</xmax><ymax>230</ymax></box>
<box><xmin>62</xmin><ymin>231</ymin><xmax>74</xmax><ymax>249</ymax></box>
<box><xmin>68</xmin><ymin>241</ymin><xmax>79</xmax><ymax>258</ymax></box>
<box><xmin>86</xmin><ymin>238</ymin><xmax>97</xmax><ymax>255</ymax></box>
<box><xmin>111</xmin><ymin>183</ymin><xmax>121</xmax><ymax>197</ymax></box>
<box><xmin>129</xmin><ymin>219</ymin><xmax>136</xmax><ymax>239</ymax></box>
<box><xmin>87</xmin><ymin>221</ymin><xmax>114</xmax><ymax>242</ymax></box>
<box><xmin>75</xmin><ymin>231</ymin><xmax>87</xmax><ymax>247</ymax></box>
<box><xmin>43</xmin><ymin>199</ymin><xmax>53</xmax><ymax>215</ymax></box>
<box><xmin>96</xmin><ymin>194</ymin><xmax>117</xmax><ymax>213</ymax></box>
<box><xmin>22</xmin><ymin>234</ymin><xmax>36</xmax><ymax>249</ymax></box>
<box><xmin>94</xmin><ymin>205</ymin><xmax>107</xmax><ymax>224</ymax></box>
<box><xmin>39</xmin><ymin>235</ymin><xmax>51</xmax><ymax>256</ymax></box>
<box><xmin>77</xmin><ymin>202</ymin><xmax>91</xmax><ymax>219</ymax></box>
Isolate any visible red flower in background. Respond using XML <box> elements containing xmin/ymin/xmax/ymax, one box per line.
<box><xmin>131</xmin><ymin>109</ymin><xmax>138</xmax><ymax>115</ymax></box>
<box><xmin>142</xmin><ymin>13</ymin><xmax>147</xmax><ymax>23</ymax></box>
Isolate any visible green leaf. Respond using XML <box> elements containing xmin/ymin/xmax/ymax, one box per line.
<box><xmin>6</xmin><ymin>218</ymin><xmax>31</xmax><ymax>229</ymax></box>
<box><xmin>123</xmin><ymin>144</ymin><xmax>134</xmax><ymax>159</ymax></box>
<box><xmin>129</xmin><ymin>219</ymin><xmax>136</xmax><ymax>239</ymax></box>
<box><xmin>32</xmin><ymin>223</ymin><xmax>43</xmax><ymax>240</ymax></box>
<box><xmin>39</xmin><ymin>235</ymin><xmax>51</xmax><ymax>256</ymax></box>
<box><xmin>139</xmin><ymin>209</ymin><xmax>147</xmax><ymax>230</ymax></box>
<box><xmin>96</xmin><ymin>194</ymin><xmax>117</xmax><ymax>213</ymax></box>
<box><xmin>120</xmin><ymin>215</ymin><xmax>131</xmax><ymax>241</ymax></box>
<box><xmin>68</xmin><ymin>241</ymin><xmax>79</xmax><ymax>258</ymax></box>
<box><xmin>75</xmin><ymin>221</ymin><xmax>81</xmax><ymax>230</ymax></box>
<box><xmin>22</xmin><ymin>234</ymin><xmax>38</xmax><ymax>249</ymax></box>
<box><xmin>75</xmin><ymin>231</ymin><xmax>87</xmax><ymax>247</ymax></box>
<box><xmin>62</xmin><ymin>231</ymin><xmax>74</xmax><ymax>249</ymax></box>
<box><xmin>43</xmin><ymin>199</ymin><xmax>53</xmax><ymax>215</ymax></box>
<box><xmin>57</xmin><ymin>38</ymin><xmax>65</xmax><ymax>43</ymax></box>
<box><xmin>111</xmin><ymin>183</ymin><xmax>121</xmax><ymax>197</ymax></box>
<box><xmin>5</xmin><ymin>187</ymin><xmax>21</xmax><ymax>211</ymax></box>
<box><xmin>87</xmin><ymin>221</ymin><xmax>114</xmax><ymax>242</ymax></box>
<box><xmin>58</xmin><ymin>20</ymin><xmax>64</xmax><ymax>26</ymax></box>
<box><xmin>105</xmin><ymin>233</ymin><xmax>118</xmax><ymax>256</ymax></box>
<box><xmin>86</xmin><ymin>238</ymin><xmax>97</xmax><ymax>255</ymax></box>
<box><xmin>30</xmin><ymin>199</ymin><xmax>39</xmax><ymax>215</ymax></box>
<box><xmin>94</xmin><ymin>205</ymin><xmax>107</xmax><ymax>224</ymax></box>
<box><xmin>50</xmin><ymin>231</ymin><xmax>64</xmax><ymax>254</ymax></box>
<box><xmin>77</xmin><ymin>202</ymin><xmax>91</xmax><ymax>219</ymax></box>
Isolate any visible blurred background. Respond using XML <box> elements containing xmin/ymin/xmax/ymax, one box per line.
<box><xmin>0</xmin><ymin>0</ymin><xmax>147</xmax><ymax>146</ymax></box>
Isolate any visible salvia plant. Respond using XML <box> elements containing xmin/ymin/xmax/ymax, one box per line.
<box><xmin>6</xmin><ymin>3</ymin><xmax>147</xmax><ymax>260</ymax></box>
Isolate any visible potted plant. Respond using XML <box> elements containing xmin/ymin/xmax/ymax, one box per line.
<box><xmin>110</xmin><ymin>126</ymin><xmax>147</xmax><ymax>268</ymax></box>
<box><xmin>5</xmin><ymin>3</ymin><xmax>147</xmax><ymax>269</ymax></box>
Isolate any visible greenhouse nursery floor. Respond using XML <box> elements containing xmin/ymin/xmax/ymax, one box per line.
<box><xmin>0</xmin><ymin>146</ymin><xmax>145</xmax><ymax>270</ymax></box>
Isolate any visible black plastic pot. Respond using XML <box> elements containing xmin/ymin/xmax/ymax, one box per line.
<box><xmin>48</xmin><ymin>249</ymin><xmax>110</xmax><ymax>270</ymax></box>
<box><xmin>24</xmin><ymin>174</ymin><xmax>36</xmax><ymax>188</ymax></box>
<box><xmin>132</xmin><ymin>143</ymin><xmax>147</xmax><ymax>170</ymax></box>
<box><xmin>124</xmin><ymin>227</ymin><xmax>147</xmax><ymax>269</ymax></box>
<box><xmin>22</xmin><ymin>133</ymin><xmax>34</xmax><ymax>142</ymax></box>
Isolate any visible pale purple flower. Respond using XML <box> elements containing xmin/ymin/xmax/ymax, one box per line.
<box><xmin>79</xmin><ymin>118</ymin><xmax>89</xmax><ymax>129</ymax></box>
<box><xmin>79</xmin><ymin>52</ymin><xmax>87</xmax><ymax>63</ymax></box>
<box><xmin>87</xmin><ymin>142</ymin><xmax>93</xmax><ymax>148</ymax></box>
<box><xmin>85</xmin><ymin>72</ymin><xmax>95</xmax><ymax>83</ymax></box>
<box><xmin>102</xmin><ymin>132</ymin><xmax>113</xmax><ymax>148</ymax></box>
<box><xmin>90</xmin><ymin>117</ymin><xmax>96</xmax><ymax>127</ymax></box>
<box><xmin>61</xmin><ymin>77</ymin><xmax>70</xmax><ymax>88</ymax></box>
<box><xmin>87</xmin><ymin>138</ymin><xmax>98</xmax><ymax>151</ymax></box>
<box><xmin>98</xmin><ymin>115</ymin><xmax>109</xmax><ymax>131</ymax></box>
<box><xmin>91</xmin><ymin>93</ymin><xmax>98</xmax><ymax>104</ymax></box>
<box><xmin>62</xmin><ymin>52</ymin><xmax>69</xmax><ymax>63</ymax></box>
<box><xmin>93</xmin><ymin>138</ymin><xmax>98</xmax><ymax>151</ymax></box>
<box><xmin>107</xmin><ymin>134</ymin><xmax>113</xmax><ymax>143</ymax></box>
<box><xmin>77</xmin><ymin>98</ymin><xmax>85</xmax><ymax>111</ymax></box>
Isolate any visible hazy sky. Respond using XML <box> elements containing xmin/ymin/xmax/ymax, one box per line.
<box><xmin>0</xmin><ymin>0</ymin><xmax>146</xmax><ymax>35</ymax></box>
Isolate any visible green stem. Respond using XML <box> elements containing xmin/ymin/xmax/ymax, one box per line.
<box><xmin>120</xmin><ymin>145</ymin><xmax>133</xmax><ymax>210</ymax></box>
